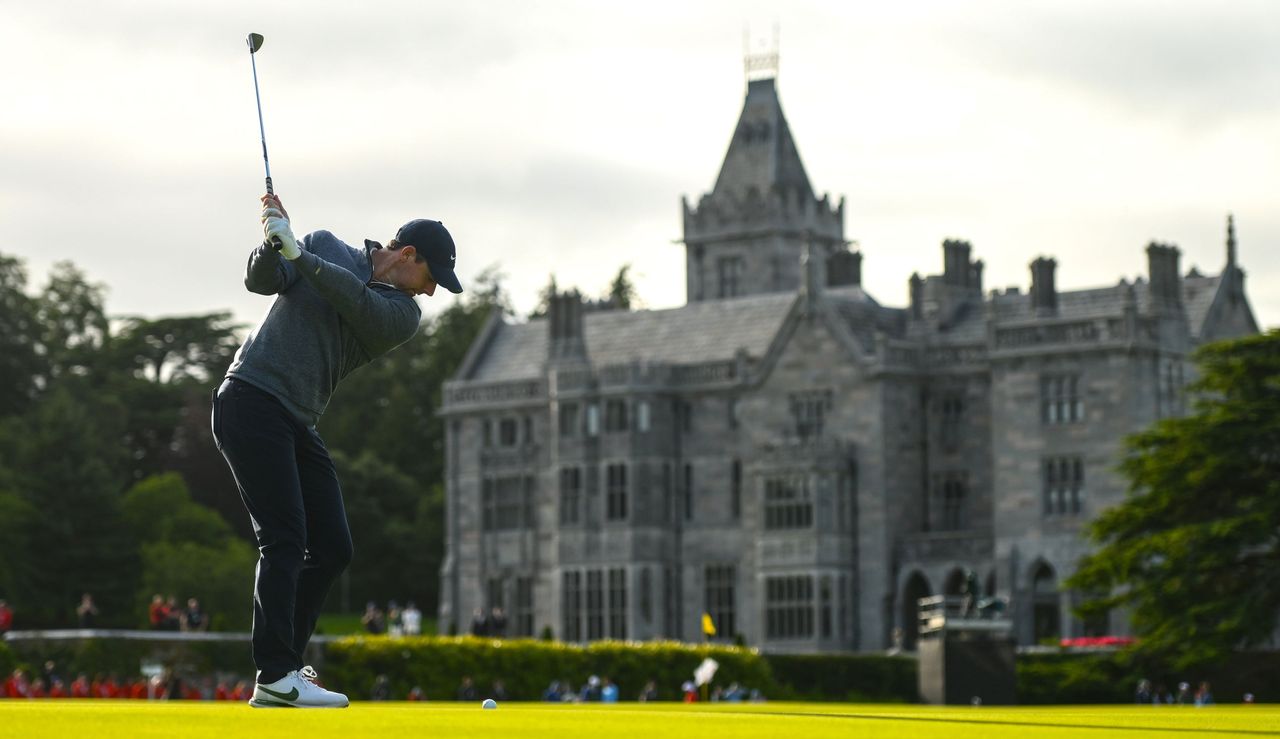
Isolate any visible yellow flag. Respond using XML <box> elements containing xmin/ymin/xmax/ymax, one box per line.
<box><xmin>701</xmin><ymin>612</ymin><xmax>716</xmax><ymax>636</ymax></box>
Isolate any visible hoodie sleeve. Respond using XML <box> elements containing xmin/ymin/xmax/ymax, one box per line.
<box><xmin>243</xmin><ymin>240</ymin><xmax>302</xmax><ymax>295</ymax></box>
<box><xmin>290</xmin><ymin>238</ymin><xmax>423</xmax><ymax>355</ymax></box>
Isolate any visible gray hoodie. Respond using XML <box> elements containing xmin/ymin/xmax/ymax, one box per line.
<box><xmin>226</xmin><ymin>230</ymin><xmax>422</xmax><ymax>427</ymax></box>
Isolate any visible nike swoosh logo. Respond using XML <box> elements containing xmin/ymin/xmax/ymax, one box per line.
<box><xmin>259</xmin><ymin>685</ymin><xmax>300</xmax><ymax>702</ymax></box>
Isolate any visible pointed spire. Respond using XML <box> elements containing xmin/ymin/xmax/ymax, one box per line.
<box><xmin>1226</xmin><ymin>213</ymin><xmax>1237</xmax><ymax>267</ymax></box>
<box><xmin>710</xmin><ymin>77</ymin><xmax>814</xmax><ymax>204</ymax></box>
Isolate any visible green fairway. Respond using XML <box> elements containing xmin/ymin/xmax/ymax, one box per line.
<box><xmin>0</xmin><ymin>701</ymin><xmax>1276</xmax><ymax>738</ymax></box>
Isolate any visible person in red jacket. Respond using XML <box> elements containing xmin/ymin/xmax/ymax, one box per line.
<box><xmin>5</xmin><ymin>669</ymin><xmax>30</xmax><ymax>698</ymax></box>
<box><xmin>215</xmin><ymin>681</ymin><xmax>230</xmax><ymax>701</ymax></box>
<box><xmin>29</xmin><ymin>679</ymin><xmax>47</xmax><ymax>699</ymax></box>
<box><xmin>0</xmin><ymin>600</ymin><xmax>13</xmax><ymax>634</ymax></box>
<box><xmin>49</xmin><ymin>679</ymin><xmax>67</xmax><ymax>699</ymax></box>
<box><xmin>129</xmin><ymin>679</ymin><xmax>148</xmax><ymax>700</ymax></box>
<box><xmin>70</xmin><ymin>673</ymin><xmax>91</xmax><ymax>699</ymax></box>
<box><xmin>148</xmin><ymin>595</ymin><xmax>166</xmax><ymax>630</ymax></box>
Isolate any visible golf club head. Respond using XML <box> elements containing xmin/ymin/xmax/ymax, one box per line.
<box><xmin>246</xmin><ymin>33</ymin><xmax>264</xmax><ymax>54</ymax></box>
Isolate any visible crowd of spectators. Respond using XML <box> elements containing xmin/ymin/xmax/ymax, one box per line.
<box><xmin>469</xmin><ymin>607</ymin><xmax>507</xmax><ymax>637</ymax></box>
<box><xmin>1135</xmin><ymin>679</ymin><xmax>1221</xmax><ymax>706</ymax></box>
<box><xmin>361</xmin><ymin>600</ymin><xmax>424</xmax><ymax>636</ymax></box>
<box><xmin>2</xmin><ymin>663</ymin><xmax>255</xmax><ymax>702</ymax></box>
<box><xmin>148</xmin><ymin>594</ymin><xmax>208</xmax><ymax>632</ymax></box>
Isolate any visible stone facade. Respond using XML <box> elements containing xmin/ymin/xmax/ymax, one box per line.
<box><xmin>438</xmin><ymin>77</ymin><xmax>1260</xmax><ymax>653</ymax></box>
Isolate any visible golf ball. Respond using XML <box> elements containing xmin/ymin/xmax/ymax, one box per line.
<box><xmin>482</xmin><ymin>698</ymin><xmax>497</xmax><ymax>709</ymax></box>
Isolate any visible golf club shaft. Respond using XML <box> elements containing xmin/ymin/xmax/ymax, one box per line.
<box><xmin>249</xmin><ymin>51</ymin><xmax>273</xmax><ymax>196</ymax></box>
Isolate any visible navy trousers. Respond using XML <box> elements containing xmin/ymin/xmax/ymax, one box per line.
<box><xmin>211</xmin><ymin>377</ymin><xmax>353</xmax><ymax>683</ymax></box>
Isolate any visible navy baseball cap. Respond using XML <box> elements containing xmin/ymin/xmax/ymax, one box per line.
<box><xmin>395</xmin><ymin>219</ymin><xmax>462</xmax><ymax>294</ymax></box>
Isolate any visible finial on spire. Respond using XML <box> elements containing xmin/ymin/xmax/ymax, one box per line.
<box><xmin>1226</xmin><ymin>213</ymin><xmax>1237</xmax><ymax>267</ymax></box>
<box><xmin>743</xmin><ymin>23</ymin><xmax>780</xmax><ymax>82</ymax></box>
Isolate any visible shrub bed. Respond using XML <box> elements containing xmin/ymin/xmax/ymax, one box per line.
<box><xmin>322</xmin><ymin>636</ymin><xmax>776</xmax><ymax>702</ymax></box>
<box><xmin>764</xmin><ymin>653</ymin><xmax>916</xmax><ymax>702</ymax></box>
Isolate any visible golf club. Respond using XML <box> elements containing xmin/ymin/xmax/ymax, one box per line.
<box><xmin>246</xmin><ymin>32</ymin><xmax>273</xmax><ymax>195</ymax></box>
<box><xmin>246</xmin><ymin>32</ymin><xmax>282</xmax><ymax>250</ymax></box>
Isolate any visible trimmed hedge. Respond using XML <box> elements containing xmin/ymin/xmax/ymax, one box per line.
<box><xmin>1</xmin><ymin>637</ymin><xmax>258</xmax><ymax>679</ymax></box>
<box><xmin>765</xmin><ymin>654</ymin><xmax>915</xmax><ymax>702</ymax></box>
<box><xmin>323</xmin><ymin>636</ymin><xmax>777</xmax><ymax>702</ymax></box>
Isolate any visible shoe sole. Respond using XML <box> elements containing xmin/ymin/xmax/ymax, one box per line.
<box><xmin>248</xmin><ymin>698</ymin><xmax>349</xmax><ymax>709</ymax></box>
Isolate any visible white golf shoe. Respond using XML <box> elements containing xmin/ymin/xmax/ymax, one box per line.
<box><xmin>249</xmin><ymin>667</ymin><xmax>349</xmax><ymax>708</ymax></box>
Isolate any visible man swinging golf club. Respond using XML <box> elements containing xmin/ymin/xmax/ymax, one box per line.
<box><xmin>212</xmin><ymin>194</ymin><xmax>462</xmax><ymax>707</ymax></box>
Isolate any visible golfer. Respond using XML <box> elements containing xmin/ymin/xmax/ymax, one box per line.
<box><xmin>212</xmin><ymin>194</ymin><xmax>461</xmax><ymax>708</ymax></box>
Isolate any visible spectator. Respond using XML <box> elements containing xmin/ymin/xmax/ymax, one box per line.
<box><xmin>148</xmin><ymin>595</ymin><xmax>166</xmax><ymax>630</ymax></box>
<box><xmin>1195</xmin><ymin>682</ymin><xmax>1214</xmax><ymax>707</ymax></box>
<box><xmin>638</xmin><ymin>680</ymin><xmax>659</xmax><ymax>702</ymax></box>
<box><xmin>0</xmin><ymin>599</ymin><xmax>13</xmax><ymax>634</ymax></box>
<box><xmin>29</xmin><ymin>678</ymin><xmax>47</xmax><ymax>699</ymax></box>
<box><xmin>1135</xmin><ymin>679</ymin><xmax>1153</xmax><ymax>704</ymax></box>
<box><xmin>362</xmin><ymin>601</ymin><xmax>387</xmax><ymax>635</ymax></box>
<box><xmin>456</xmin><ymin>676</ymin><xmax>477</xmax><ymax>702</ymax></box>
<box><xmin>41</xmin><ymin>661</ymin><xmax>61</xmax><ymax>690</ymax></box>
<box><xmin>182</xmin><ymin>598</ymin><xmax>208</xmax><ymax>632</ymax></box>
<box><xmin>580</xmin><ymin>675</ymin><xmax>601</xmax><ymax>702</ymax></box>
<box><xmin>1176</xmin><ymin>682</ymin><xmax>1192</xmax><ymax>705</ymax></box>
<box><xmin>1244</xmin><ymin>693</ymin><xmax>1256</xmax><ymax>704</ymax></box>
<box><xmin>5</xmin><ymin>669</ymin><xmax>30</xmax><ymax>698</ymax></box>
<box><xmin>371</xmin><ymin>674</ymin><xmax>392</xmax><ymax>701</ymax></box>
<box><xmin>543</xmin><ymin>680</ymin><xmax>564</xmax><ymax>702</ymax></box>
<box><xmin>70</xmin><ymin>673</ymin><xmax>90</xmax><ymax>699</ymax></box>
<box><xmin>402</xmin><ymin>601</ymin><xmax>423</xmax><ymax>636</ymax></box>
<box><xmin>407</xmin><ymin>686</ymin><xmax>424</xmax><ymax>701</ymax></box>
<box><xmin>387</xmin><ymin>601</ymin><xmax>403</xmax><ymax>637</ymax></box>
<box><xmin>76</xmin><ymin>593</ymin><xmax>99</xmax><ymax>628</ymax></box>
<box><xmin>230</xmin><ymin>681</ymin><xmax>251</xmax><ymax>702</ymax></box>
<box><xmin>601</xmin><ymin>678</ymin><xmax>618</xmax><ymax>703</ymax></box>
<box><xmin>492</xmin><ymin>680</ymin><xmax>509</xmax><ymax>701</ymax></box>
<box><xmin>162</xmin><ymin>596</ymin><xmax>182</xmax><ymax>630</ymax></box>
<box><xmin>489</xmin><ymin>607</ymin><xmax>508</xmax><ymax>638</ymax></box>
<box><xmin>470</xmin><ymin>608</ymin><xmax>489</xmax><ymax>637</ymax></box>
<box><xmin>215</xmin><ymin>680</ymin><xmax>230</xmax><ymax>700</ymax></box>
<box><xmin>681</xmin><ymin>680</ymin><xmax>697</xmax><ymax>703</ymax></box>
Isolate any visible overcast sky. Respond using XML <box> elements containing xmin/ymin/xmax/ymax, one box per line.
<box><xmin>2</xmin><ymin>0</ymin><xmax>1276</xmax><ymax>333</ymax></box>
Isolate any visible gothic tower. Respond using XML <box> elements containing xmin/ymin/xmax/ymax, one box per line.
<box><xmin>681</xmin><ymin>76</ymin><xmax>849</xmax><ymax>303</ymax></box>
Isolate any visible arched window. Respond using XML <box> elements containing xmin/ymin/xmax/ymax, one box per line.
<box><xmin>1031</xmin><ymin>562</ymin><xmax>1061</xmax><ymax>643</ymax></box>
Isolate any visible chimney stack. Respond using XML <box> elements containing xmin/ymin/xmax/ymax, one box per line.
<box><xmin>943</xmin><ymin>239</ymin><xmax>973</xmax><ymax>288</ymax></box>
<box><xmin>1029</xmin><ymin>257</ymin><xmax>1058</xmax><ymax>315</ymax></box>
<box><xmin>548</xmin><ymin>289</ymin><xmax>587</xmax><ymax>360</ymax></box>
<box><xmin>1146</xmin><ymin>242</ymin><xmax>1182</xmax><ymax>310</ymax></box>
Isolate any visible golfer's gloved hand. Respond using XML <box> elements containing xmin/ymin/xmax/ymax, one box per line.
<box><xmin>263</xmin><ymin>216</ymin><xmax>301</xmax><ymax>260</ymax></box>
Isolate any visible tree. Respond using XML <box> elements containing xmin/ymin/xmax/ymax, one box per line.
<box><xmin>35</xmin><ymin>261</ymin><xmax>110</xmax><ymax>382</ymax></box>
<box><xmin>604</xmin><ymin>263</ymin><xmax>637</xmax><ymax>309</ymax></box>
<box><xmin>121</xmin><ymin>473</ymin><xmax>256</xmax><ymax>629</ymax></box>
<box><xmin>1068</xmin><ymin>330</ymin><xmax>1280</xmax><ymax>669</ymax></box>
<box><xmin>528</xmin><ymin>274</ymin><xmax>558</xmax><ymax>319</ymax></box>
<box><xmin>0</xmin><ymin>386</ymin><xmax>137</xmax><ymax>626</ymax></box>
<box><xmin>0</xmin><ymin>254</ymin><xmax>45</xmax><ymax>417</ymax></box>
<box><xmin>109</xmin><ymin>313</ymin><xmax>241</xmax><ymax>385</ymax></box>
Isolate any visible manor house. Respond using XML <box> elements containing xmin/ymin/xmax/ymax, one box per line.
<box><xmin>437</xmin><ymin>74</ymin><xmax>1259</xmax><ymax>652</ymax></box>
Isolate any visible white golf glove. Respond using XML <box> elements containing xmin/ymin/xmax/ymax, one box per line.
<box><xmin>263</xmin><ymin>216</ymin><xmax>301</xmax><ymax>260</ymax></box>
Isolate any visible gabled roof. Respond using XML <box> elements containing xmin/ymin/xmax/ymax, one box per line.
<box><xmin>987</xmin><ymin>272</ymin><xmax>1227</xmax><ymax>336</ymax></box>
<box><xmin>467</xmin><ymin>291</ymin><xmax>798</xmax><ymax>383</ymax></box>
<box><xmin>710</xmin><ymin>78</ymin><xmax>814</xmax><ymax>203</ymax></box>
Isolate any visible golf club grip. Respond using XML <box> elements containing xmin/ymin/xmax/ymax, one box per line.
<box><xmin>264</xmin><ymin>176</ymin><xmax>282</xmax><ymax>249</ymax></box>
